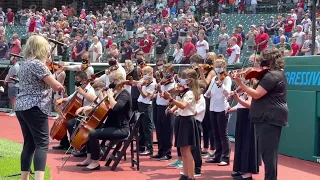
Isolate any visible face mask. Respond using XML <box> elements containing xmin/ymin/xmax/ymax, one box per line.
<box><xmin>108</xmin><ymin>82</ymin><xmax>116</xmax><ymax>89</ymax></box>
<box><xmin>215</xmin><ymin>68</ymin><xmax>224</xmax><ymax>74</ymax></box>
<box><xmin>179</xmin><ymin>78</ymin><xmax>188</xmax><ymax>86</ymax></box>
<box><xmin>206</xmin><ymin>59</ymin><xmax>213</xmax><ymax>65</ymax></box>
<box><xmin>75</xmin><ymin>81</ymin><xmax>82</xmax><ymax>87</ymax></box>
<box><xmin>109</xmin><ymin>60</ymin><xmax>117</xmax><ymax>66</ymax></box>
<box><xmin>136</xmin><ymin>59</ymin><xmax>143</xmax><ymax>65</ymax></box>
<box><xmin>158</xmin><ymin>65</ymin><xmax>164</xmax><ymax>71</ymax></box>
<box><xmin>143</xmin><ymin>75</ymin><xmax>151</xmax><ymax>80</ymax></box>
<box><xmin>95</xmin><ymin>90</ymin><xmax>101</xmax><ymax>96</ymax></box>
<box><xmin>260</xmin><ymin>60</ymin><xmax>269</xmax><ymax>67</ymax></box>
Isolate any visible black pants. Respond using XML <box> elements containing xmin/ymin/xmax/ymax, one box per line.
<box><xmin>16</xmin><ymin>106</ymin><xmax>49</xmax><ymax>171</ymax></box>
<box><xmin>177</xmin><ymin>120</ymin><xmax>202</xmax><ymax>173</ymax></box>
<box><xmin>202</xmin><ymin>97</ymin><xmax>215</xmax><ymax>150</ymax></box>
<box><xmin>210</xmin><ymin>111</ymin><xmax>230</xmax><ymax>163</ymax></box>
<box><xmin>60</xmin><ymin>118</ymin><xmax>78</xmax><ymax>147</ymax></box>
<box><xmin>255</xmin><ymin>121</ymin><xmax>282</xmax><ymax>180</ymax></box>
<box><xmin>155</xmin><ymin>105</ymin><xmax>173</xmax><ymax>157</ymax></box>
<box><xmin>132</xmin><ymin>98</ymin><xmax>139</xmax><ymax>112</ymax></box>
<box><xmin>87</xmin><ymin>127</ymin><xmax>129</xmax><ymax>160</ymax></box>
<box><xmin>138</xmin><ymin>102</ymin><xmax>153</xmax><ymax>151</ymax></box>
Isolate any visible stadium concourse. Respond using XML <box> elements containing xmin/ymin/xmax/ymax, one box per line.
<box><xmin>0</xmin><ymin>113</ymin><xmax>320</xmax><ymax>180</ymax></box>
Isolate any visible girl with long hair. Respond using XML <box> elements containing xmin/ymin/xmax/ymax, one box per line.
<box><xmin>163</xmin><ymin>68</ymin><xmax>200</xmax><ymax>180</ymax></box>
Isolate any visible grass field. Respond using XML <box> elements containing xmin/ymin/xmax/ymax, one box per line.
<box><xmin>0</xmin><ymin>138</ymin><xmax>50</xmax><ymax>180</ymax></box>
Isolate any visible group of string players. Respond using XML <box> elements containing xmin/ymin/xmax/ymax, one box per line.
<box><xmin>14</xmin><ymin>35</ymin><xmax>288</xmax><ymax>180</ymax></box>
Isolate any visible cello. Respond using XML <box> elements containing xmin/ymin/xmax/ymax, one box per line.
<box><xmin>50</xmin><ymin>77</ymin><xmax>95</xmax><ymax>140</ymax></box>
<box><xmin>70</xmin><ymin>80</ymin><xmax>129</xmax><ymax>151</ymax></box>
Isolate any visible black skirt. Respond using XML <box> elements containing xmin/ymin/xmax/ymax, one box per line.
<box><xmin>233</xmin><ymin>108</ymin><xmax>259</xmax><ymax>174</ymax></box>
<box><xmin>174</xmin><ymin>116</ymin><xmax>199</xmax><ymax>148</ymax></box>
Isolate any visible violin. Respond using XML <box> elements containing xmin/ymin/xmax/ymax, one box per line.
<box><xmin>46</xmin><ymin>61</ymin><xmax>61</xmax><ymax>71</ymax></box>
<box><xmin>159</xmin><ymin>74</ymin><xmax>174</xmax><ymax>86</ymax></box>
<box><xmin>193</xmin><ymin>64</ymin><xmax>214</xmax><ymax>71</ymax></box>
<box><xmin>141</xmin><ymin>79</ymin><xmax>153</xmax><ymax>87</ymax></box>
<box><xmin>80</xmin><ymin>64</ymin><xmax>89</xmax><ymax>71</ymax></box>
<box><xmin>229</xmin><ymin>67</ymin><xmax>269</xmax><ymax>80</ymax></box>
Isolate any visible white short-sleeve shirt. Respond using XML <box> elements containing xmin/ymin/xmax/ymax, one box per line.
<box><xmin>194</xmin><ymin>94</ymin><xmax>206</xmax><ymax>122</ymax></box>
<box><xmin>156</xmin><ymin>81</ymin><xmax>176</xmax><ymax>106</ymax></box>
<box><xmin>228</xmin><ymin>44</ymin><xmax>240</xmax><ymax>64</ymax></box>
<box><xmin>176</xmin><ymin>90</ymin><xmax>196</xmax><ymax>117</ymax></box>
<box><xmin>69</xmin><ymin>84</ymin><xmax>96</xmax><ymax>107</ymax></box>
<box><xmin>137</xmin><ymin>82</ymin><xmax>156</xmax><ymax>105</ymax></box>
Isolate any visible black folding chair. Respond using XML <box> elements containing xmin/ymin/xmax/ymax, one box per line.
<box><xmin>100</xmin><ymin>111</ymin><xmax>144</xmax><ymax>171</ymax></box>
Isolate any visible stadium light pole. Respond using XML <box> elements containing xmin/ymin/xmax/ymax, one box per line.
<box><xmin>311</xmin><ymin>0</ymin><xmax>317</xmax><ymax>55</ymax></box>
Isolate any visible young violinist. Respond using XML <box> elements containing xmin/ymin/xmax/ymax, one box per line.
<box><xmin>162</xmin><ymin>68</ymin><xmax>200</xmax><ymax>180</ymax></box>
<box><xmin>53</xmin><ymin>62</ymin><xmax>66</xmax><ymax>120</ymax></box>
<box><xmin>151</xmin><ymin>63</ymin><xmax>175</xmax><ymax>161</ymax></box>
<box><xmin>177</xmin><ymin>80</ymin><xmax>206</xmax><ymax>177</ymax></box>
<box><xmin>227</xmin><ymin>80</ymin><xmax>259</xmax><ymax>180</ymax></box>
<box><xmin>137</xmin><ymin>66</ymin><xmax>157</xmax><ymax>155</ymax></box>
<box><xmin>205</xmin><ymin>58</ymin><xmax>231</xmax><ymax>166</ymax></box>
<box><xmin>74</xmin><ymin>71</ymin><xmax>132</xmax><ymax>171</ymax></box>
<box><xmin>62</xmin><ymin>52</ymin><xmax>94</xmax><ymax>78</ymax></box>
<box><xmin>233</xmin><ymin>48</ymin><xmax>288</xmax><ymax>180</ymax></box>
<box><xmin>53</xmin><ymin>71</ymin><xmax>97</xmax><ymax>156</ymax></box>
<box><xmin>197</xmin><ymin>52</ymin><xmax>217</xmax><ymax>158</ymax></box>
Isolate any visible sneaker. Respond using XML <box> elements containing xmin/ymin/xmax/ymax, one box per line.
<box><xmin>177</xmin><ymin>162</ymin><xmax>183</xmax><ymax>169</ymax></box>
<box><xmin>218</xmin><ymin>161</ymin><xmax>229</xmax><ymax>166</ymax></box>
<box><xmin>8</xmin><ymin>112</ymin><xmax>16</xmax><ymax>116</ymax></box>
<box><xmin>168</xmin><ymin>160</ymin><xmax>181</xmax><ymax>167</ymax></box>
<box><xmin>203</xmin><ymin>153</ymin><xmax>214</xmax><ymax>159</ymax></box>
<box><xmin>53</xmin><ymin>115</ymin><xmax>59</xmax><ymax>120</ymax></box>
<box><xmin>180</xmin><ymin>171</ymin><xmax>201</xmax><ymax>177</ymax></box>
<box><xmin>159</xmin><ymin>155</ymin><xmax>171</xmax><ymax>161</ymax></box>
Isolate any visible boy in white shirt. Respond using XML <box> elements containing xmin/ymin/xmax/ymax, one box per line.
<box><xmin>137</xmin><ymin>66</ymin><xmax>157</xmax><ymax>156</ymax></box>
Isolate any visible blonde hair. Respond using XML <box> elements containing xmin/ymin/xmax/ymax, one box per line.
<box><xmin>215</xmin><ymin>58</ymin><xmax>226</xmax><ymax>68</ymax></box>
<box><xmin>125</xmin><ymin>59</ymin><xmax>134</xmax><ymax>72</ymax></box>
<box><xmin>142</xmin><ymin>66</ymin><xmax>153</xmax><ymax>75</ymax></box>
<box><xmin>206</xmin><ymin>52</ymin><xmax>217</xmax><ymax>64</ymax></box>
<box><xmin>109</xmin><ymin>70</ymin><xmax>125</xmax><ymax>82</ymax></box>
<box><xmin>23</xmin><ymin>35</ymin><xmax>50</xmax><ymax>62</ymax></box>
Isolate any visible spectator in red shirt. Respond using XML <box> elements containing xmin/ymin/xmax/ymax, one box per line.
<box><xmin>105</xmin><ymin>36</ymin><xmax>113</xmax><ymax>49</ymax></box>
<box><xmin>139</xmin><ymin>32</ymin><xmax>153</xmax><ymax>62</ymax></box>
<box><xmin>6</xmin><ymin>8</ymin><xmax>14</xmax><ymax>25</ymax></box>
<box><xmin>182</xmin><ymin>36</ymin><xmax>195</xmax><ymax>64</ymax></box>
<box><xmin>62</xmin><ymin>6</ymin><xmax>68</xmax><ymax>17</ymax></box>
<box><xmin>79</xmin><ymin>9</ymin><xmax>86</xmax><ymax>20</ymax></box>
<box><xmin>255</xmin><ymin>27</ymin><xmax>269</xmax><ymax>53</ymax></box>
<box><xmin>284</xmin><ymin>14</ymin><xmax>294</xmax><ymax>38</ymax></box>
<box><xmin>10</xmin><ymin>34</ymin><xmax>21</xmax><ymax>55</ymax></box>
<box><xmin>28</xmin><ymin>16</ymin><xmax>36</xmax><ymax>36</ymax></box>
<box><xmin>232</xmin><ymin>29</ymin><xmax>243</xmax><ymax>48</ymax></box>
<box><xmin>290</xmin><ymin>36</ymin><xmax>300</xmax><ymax>56</ymax></box>
<box><xmin>162</xmin><ymin>6</ymin><xmax>169</xmax><ymax>20</ymax></box>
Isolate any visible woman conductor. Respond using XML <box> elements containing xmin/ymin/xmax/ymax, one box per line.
<box><xmin>14</xmin><ymin>35</ymin><xmax>65</xmax><ymax>180</ymax></box>
<box><xmin>233</xmin><ymin>48</ymin><xmax>288</xmax><ymax>180</ymax></box>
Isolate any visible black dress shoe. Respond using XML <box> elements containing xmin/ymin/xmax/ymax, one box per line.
<box><xmin>179</xmin><ymin>175</ymin><xmax>188</xmax><ymax>180</ymax></box>
<box><xmin>72</xmin><ymin>151</ymin><xmax>87</xmax><ymax>157</ymax></box>
<box><xmin>140</xmin><ymin>150</ymin><xmax>152</xmax><ymax>156</ymax></box>
<box><xmin>231</xmin><ymin>172</ymin><xmax>243</xmax><ymax>177</ymax></box>
<box><xmin>76</xmin><ymin>163</ymin><xmax>89</xmax><ymax>167</ymax></box>
<box><xmin>52</xmin><ymin>145</ymin><xmax>68</xmax><ymax>150</ymax></box>
<box><xmin>205</xmin><ymin>159</ymin><xmax>220</xmax><ymax>163</ymax></box>
<box><xmin>82</xmin><ymin>165</ymin><xmax>101</xmax><ymax>171</ymax></box>
<box><xmin>150</xmin><ymin>154</ymin><xmax>162</xmax><ymax>159</ymax></box>
<box><xmin>234</xmin><ymin>176</ymin><xmax>253</xmax><ymax>180</ymax></box>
